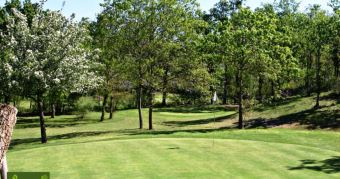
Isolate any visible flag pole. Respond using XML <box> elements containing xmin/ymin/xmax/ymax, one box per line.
<box><xmin>212</xmin><ymin>91</ymin><xmax>217</xmax><ymax>148</ymax></box>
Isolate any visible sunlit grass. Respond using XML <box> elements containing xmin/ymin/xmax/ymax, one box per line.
<box><xmin>6</xmin><ymin>93</ymin><xmax>340</xmax><ymax>178</ymax></box>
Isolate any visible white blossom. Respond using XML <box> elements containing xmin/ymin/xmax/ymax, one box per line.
<box><xmin>0</xmin><ymin>8</ymin><xmax>102</xmax><ymax>97</ymax></box>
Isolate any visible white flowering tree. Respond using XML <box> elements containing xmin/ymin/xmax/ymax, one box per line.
<box><xmin>0</xmin><ymin>47</ymin><xmax>17</xmax><ymax>104</ymax></box>
<box><xmin>1</xmin><ymin>8</ymin><xmax>100</xmax><ymax>143</ymax></box>
<box><xmin>0</xmin><ymin>8</ymin><xmax>26</xmax><ymax>104</ymax></box>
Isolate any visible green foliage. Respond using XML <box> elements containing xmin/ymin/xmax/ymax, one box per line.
<box><xmin>75</xmin><ymin>97</ymin><xmax>96</xmax><ymax>118</ymax></box>
<box><xmin>112</xmin><ymin>92</ymin><xmax>136</xmax><ymax>110</ymax></box>
<box><xmin>0</xmin><ymin>0</ymin><xmax>339</xmax><ymax>133</ymax></box>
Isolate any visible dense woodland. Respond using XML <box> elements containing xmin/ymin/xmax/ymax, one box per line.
<box><xmin>0</xmin><ymin>0</ymin><xmax>339</xmax><ymax>143</ymax></box>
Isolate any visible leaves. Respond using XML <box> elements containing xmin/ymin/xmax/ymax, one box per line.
<box><xmin>0</xmin><ymin>3</ymin><xmax>100</xmax><ymax>100</ymax></box>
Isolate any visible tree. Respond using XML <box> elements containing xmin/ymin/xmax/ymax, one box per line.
<box><xmin>1</xmin><ymin>6</ymin><xmax>99</xmax><ymax>143</ymax></box>
<box><xmin>91</xmin><ymin>7</ymin><xmax>128</xmax><ymax>121</ymax></box>
<box><xmin>308</xmin><ymin>5</ymin><xmax>331</xmax><ymax>108</ymax></box>
<box><xmin>0</xmin><ymin>0</ymin><xmax>40</xmax><ymax>104</ymax></box>
<box><xmin>329</xmin><ymin>0</ymin><xmax>340</xmax><ymax>12</ymax></box>
<box><xmin>204</xmin><ymin>0</ymin><xmax>244</xmax><ymax>105</ymax></box>
<box><xmin>227</xmin><ymin>8</ymin><xmax>259</xmax><ymax>129</ymax></box>
<box><xmin>224</xmin><ymin>6</ymin><xmax>290</xmax><ymax>128</ymax></box>
<box><xmin>329</xmin><ymin>0</ymin><xmax>340</xmax><ymax>94</ymax></box>
<box><xmin>99</xmin><ymin>0</ymin><xmax>204</xmax><ymax>129</ymax></box>
<box><xmin>274</xmin><ymin>0</ymin><xmax>300</xmax><ymax>16</ymax></box>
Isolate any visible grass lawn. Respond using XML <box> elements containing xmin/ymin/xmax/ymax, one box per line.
<box><xmin>8</xmin><ymin>138</ymin><xmax>340</xmax><ymax>178</ymax></box>
<box><xmin>7</xmin><ymin>93</ymin><xmax>340</xmax><ymax>178</ymax></box>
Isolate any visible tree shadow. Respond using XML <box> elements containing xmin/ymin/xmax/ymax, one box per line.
<box><xmin>9</xmin><ymin>130</ymin><xmax>116</xmax><ymax>149</ymax></box>
<box><xmin>121</xmin><ymin>126</ymin><xmax>235</xmax><ymax>136</ymax></box>
<box><xmin>15</xmin><ymin>116</ymin><xmax>98</xmax><ymax>129</ymax></box>
<box><xmin>154</xmin><ymin>106</ymin><xmax>228</xmax><ymax>113</ymax></box>
<box><xmin>320</xmin><ymin>93</ymin><xmax>340</xmax><ymax>104</ymax></box>
<box><xmin>244</xmin><ymin>105</ymin><xmax>339</xmax><ymax>129</ymax></box>
<box><xmin>254</xmin><ymin>96</ymin><xmax>303</xmax><ymax>112</ymax></box>
<box><xmin>243</xmin><ymin>108</ymin><xmax>315</xmax><ymax>129</ymax></box>
<box><xmin>162</xmin><ymin>113</ymin><xmax>236</xmax><ymax>127</ymax></box>
<box><xmin>288</xmin><ymin>156</ymin><xmax>340</xmax><ymax>174</ymax></box>
<box><xmin>15</xmin><ymin>121</ymin><xmax>98</xmax><ymax>129</ymax></box>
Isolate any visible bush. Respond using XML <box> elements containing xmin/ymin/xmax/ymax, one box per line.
<box><xmin>16</xmin><ymin>100</ymin><xmax>35</xmax><ymax>114</ymax></box>
<box><xmin>114</xmin><ymin>93</ymin><xmax>136</xmax><ymax>110</ymax></box>
<box><xmin>75</xmin><ymin>97</ymin><xmax>96</xmax><ymax>118</ymax></box>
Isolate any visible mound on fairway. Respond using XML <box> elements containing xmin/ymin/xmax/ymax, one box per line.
<box><xmin>8</xmin><ymin>138</ymin><xmax>340</xmax><ymax>179</ymax></box>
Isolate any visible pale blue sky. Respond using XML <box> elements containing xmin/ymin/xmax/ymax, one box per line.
<box><xmin>0</xmin><ymin>0</ymin><xmax>331</xmax><ymax>20</ymax></box>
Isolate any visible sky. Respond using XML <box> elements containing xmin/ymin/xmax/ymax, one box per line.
<box><xmin>0</xmin><ymin>0</ymin><xmax>331</xmax><ymax>21</ymax></box>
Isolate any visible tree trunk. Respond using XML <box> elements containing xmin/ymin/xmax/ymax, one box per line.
<box><xmin>332</xmin><ymin>44</ymin><xmax>340</xmax><ymax>78</ymax></box>
<box><xmin>306</xmin><ymin>52</ymin><xmax>312</xmax><ymax>97</ymax></box>
<box><xmin>1</xmin><ymin>156</ymin><xmax>7</xmax><ymax>179</ymax></box>
<box><xmin>162</xmin><ymin>91</ymin><xmax>167</xmax><ymax>107</ymax></box>
<box><xmin>51</xmin><ymin>103</ymin><xmax>55</xmax><ymax>118</ymax></box>
<box><xmin>61</xmin><ymin>104</ymin><xmax>65</xmax><ymax>114</ymax></box>
<box><xmin>237</xmin><ymin>70</ymin><xmax>243</xmax><ymax>129</ymax></box>
<box><xmin>234</xmin><ymin>73</ymin><xmax>238</xmax><ymax>104</ymax></box>
<box><xmin>161</xmin><ymin>68</ymin><xmax>169</xmax><ymax>106</ymax></box>
<box><xmin>223</xmin><ymin>63</ymin><xmax>228</xmax><ymax>105</ymax></box>
<box><xmin>333</xmin><ymin>47</ymin><xmax>340</xmax><ymax>94</ymax></box>
<box><xmin>4</xmin><ymin>95</ymin><xmax>9</xmax><ymax>105</ymax></box>
<box><xmin>315</xmin><ymin>48</ymin><xmax>321</xmax><ymax>108</ymax></box>
<box><xmin>137</xmin><ymin>87</ymin><xmax>143</xmax><ymax>129</ymax></box>
<box><xmin>258</xmin><ymin>76</ymin><xmax>263</xmax><ymax>103</ymax></box>
<box><xmin>37</xmin><ymin>95</ymin><xmax>47</xmax><ymax>143</ymax></box>
<box><xmin>335</xmin><ymin>60</ymin><xmax>339</xmax><ymax>79</ymax></box>
<box><xmin>100</xmin><ymin>94</ymin><xmax>108</xmax><ymax>122</ymax></box>
<box><xmin>56</xmin><ymin>102</ymin><xmax>62</xmax><ymax>115</ymax></box>
<box><xmin>333</xmin><ymin>57</ymin><xmax>339</xmax><ymax>90</ymax></box>
<box><xmin>109</xmin><ymin>96</ymin><xmax>114</xmax><ymax>119</ymax></box>
<box><xmin>210</xmin><ymin>86</ymin><xmax>214</xmax><ymax>105</ymax></box>
<box><xmin>148</xmin><ymin>91</ymin><xmax>153</xmax><ymax>130</ymax></box>
<box><xmin>271</xmin><ymin>80</ymin><xmax>276</xmax><ymax>100</ymax></box>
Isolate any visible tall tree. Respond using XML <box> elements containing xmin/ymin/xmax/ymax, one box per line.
<box><xmin>274</xmin><ymin>0</ymin><xmax>300</xmax><ymax>16</ymax></box>
<box><xmin>1</xmin><ymin>7</ymin><xmax>99</xmax><ymax>143</ymax></box>
<box><xmin>0</xmin><ymin>0</ymin><xmax>40</xmax><ymax>104</ymax></box>
<box><xmin>225</xmin><ymin>6</ymin><xmax>290</xmax><ymax>128</ymax></box>
<box><xmin>99</xmin><ymin>0</ymin><xmax>204</xmax><ymax>129</ymax></box>
<box><xmin>227</xmin><ymin>8</ymin><xmax>257</xmax><ymax>128</ymax></box>
<box><xmin>92</xmin><ymin>6</ymin><xmax>127</xmax><ymax>121</ymax></box>
<box><xmin>329</xmin><ymin>0</ymin><xmax>340</xmax><ymax>94</ymax></box>
<box><xmin>308</xmin><ymin>5</ymin><xmax>331</xmax><ymax>108</ymax></box>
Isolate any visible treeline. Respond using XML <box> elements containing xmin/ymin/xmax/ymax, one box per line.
<box><xmin>0</xmin><ymin>0</ymin><xmax>339</xmax><ymax>143</ymax></box>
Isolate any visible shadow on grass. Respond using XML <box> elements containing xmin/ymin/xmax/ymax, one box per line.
<box><xmin>121</xmin><ymin>126</ymin><xmax>235</xmax><ymax>136</ymax></box>
<box><xmin>288</xmin><ymin>156</ymin><xmax>340</xmax><ymax>174</ymax></box>
<box><xmin>320</xmin><ymin>93</ymin><xmax>340</xmax><ymax>104</ymax></box>
<box><xmin>10</xmin><ymin>130</ymin><xmax>116</xmax><ymax>149</ymax></box>
<box><xmin>244</xmin><ymin>105</ymin><xmax>340</xmax><ymax>129</ymax></box>
<box><xmin>15</xmin><ymin>122</ymin><xmax>98</xmax><ymax>129</ymax></box>
<box><xmin>168</xmin><ymin>147</ymin><xmax>180</xmax><ymax>150</ymax></box>
<box><xmin>254</xmin><ymin>96</ymin><xmax>303</xmax><ymax>112</ymax></box>
<box><xmin>9</xmin><ymin>126</ymin><xmax>236</xmax><ymax>149</ymax></box>
<box><xmin>162</xmin><ymin>113</ymin><xmax>236</xmax><ymax>127</ymax></box>
<box><xmin>15</xmin><ymin>116</ymin><xmax>98</xmax><ymax>129</ymax></box>
<box><xmin>154</xmin><ymin>105</ymin><xmax>228</xmax><ymax>113</ymax></box>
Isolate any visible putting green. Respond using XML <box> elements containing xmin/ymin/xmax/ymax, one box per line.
<box><xmin>7</xmin><ymin>138</ymin><xmax>340</xmax><ymax>179</ymax></box>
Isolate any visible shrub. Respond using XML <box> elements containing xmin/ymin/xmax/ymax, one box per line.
<box><xmin>75</xmin><ymin>97</ymin><xmax>96</xmax><ymax>118</ymax></box>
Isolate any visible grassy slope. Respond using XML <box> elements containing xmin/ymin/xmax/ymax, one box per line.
<box><xmin>7</xmin><ymin>93</ymin><xmax>340</xmax><ymax>178</ymax></box>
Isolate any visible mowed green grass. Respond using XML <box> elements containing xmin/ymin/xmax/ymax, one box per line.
<box><xmin>8</xmin><ymin>138</ymin><xmax>340</xmax><ymax>178</ymax></box>
<box><xmin>7</xmin><ymin>93</ymin><xmax>340</xmax><ymax>178</ymax></box>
